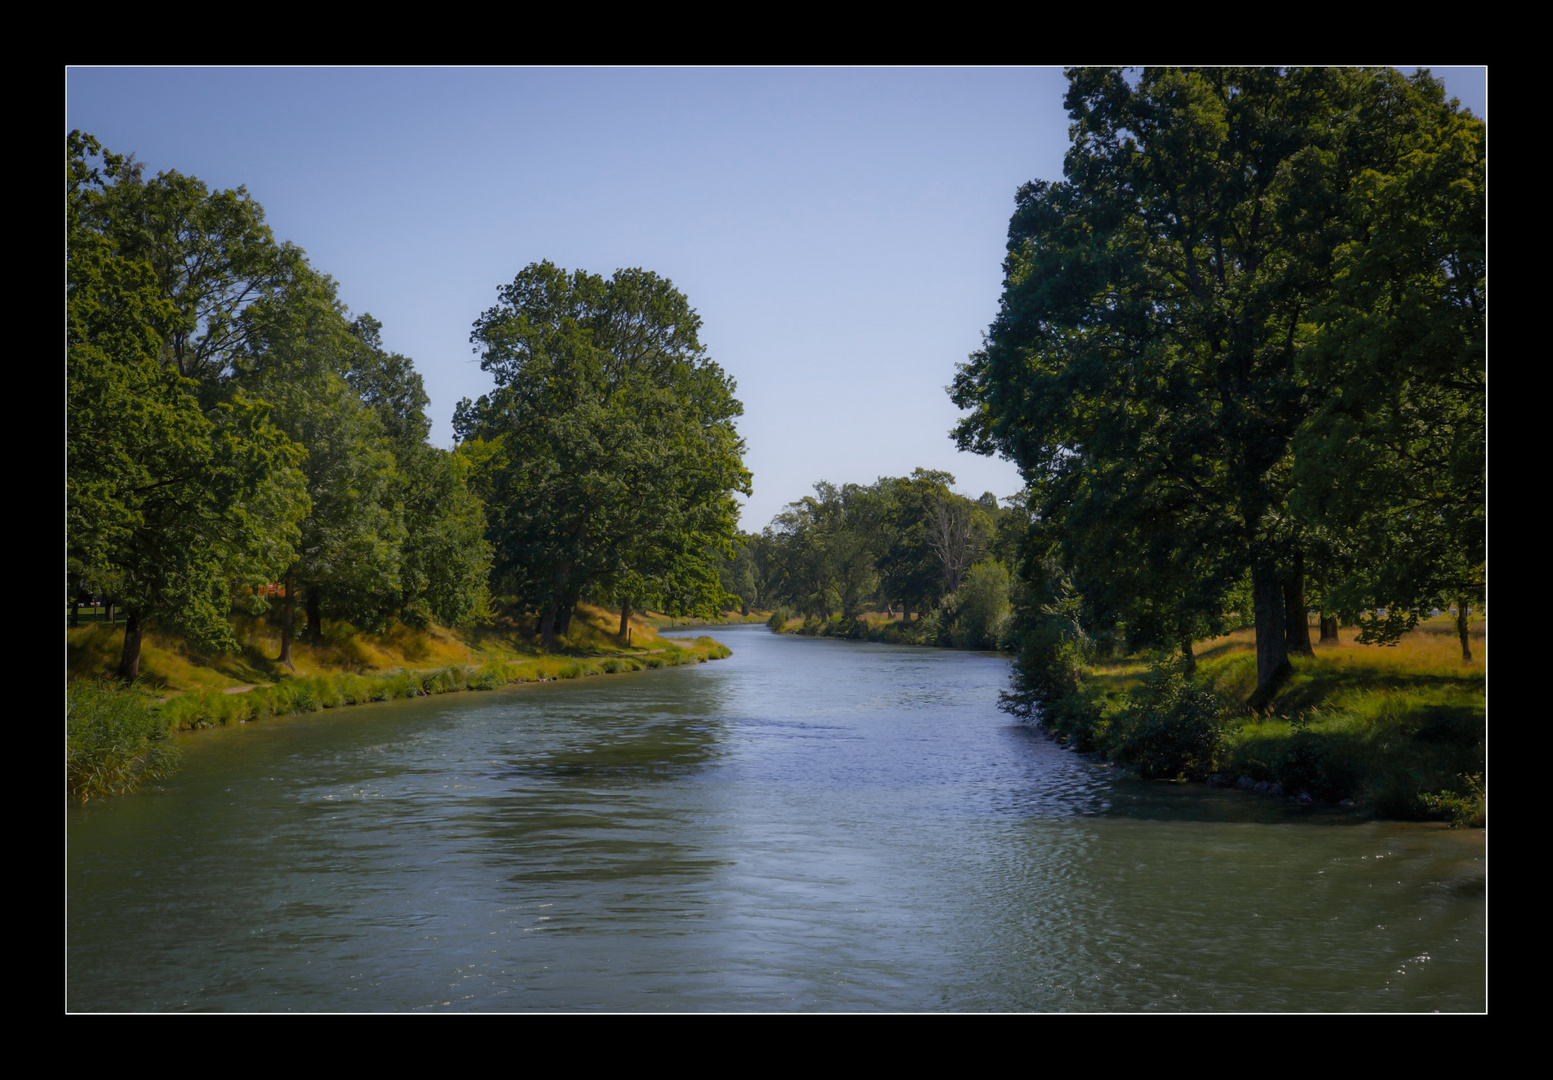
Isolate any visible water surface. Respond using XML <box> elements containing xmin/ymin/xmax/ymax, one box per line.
<box><xmin>67</xmin><ymin>627</ymin><xmax>1486</xmax><ymax>1011</ymax></box>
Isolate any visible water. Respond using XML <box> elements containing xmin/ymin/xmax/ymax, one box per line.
<box><xmin>66</xmin><ymin>627</ymin><xmax>1486</xmax><ymax>1012</ymax></box>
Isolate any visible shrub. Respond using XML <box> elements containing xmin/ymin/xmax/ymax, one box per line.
<box><xmin>67</xmin><ymin>680</ymin><xmax>181</xmax><ymax>801</ymax></box>
<box><xmin>1110</xmin><ymin>659</ymin><xmax>1226</xmax><ymax>780</ymax></box>
<box><xmin>1421</xmin><ymin>773</ymin><xmax>1487</xmax><ymax>827</ymax></box>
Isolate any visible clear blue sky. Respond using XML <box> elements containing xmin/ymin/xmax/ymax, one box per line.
<box><xmin>66</xmin><ymin>66</ymin><xmax>1487</xmax><ymax>531</ymax></box>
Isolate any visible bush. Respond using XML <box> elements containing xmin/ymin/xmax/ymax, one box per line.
<box><xmin>1110</xmin><ymin>659</ymin><xmax>1226</xmax><ymax>780</ymax></box>
<box><xmin>1221</xmin><ymin>710</ymin><xmax>1367</xmax><ymax>801</ymax></box>
<box><xmin>1421</xmin><ymin>773</ymin><xmax>1487</xmax><ymax>827</ymax></box>
<box><xmin>67</xmin><ymin>679</ymin><xmax>181</xmax><ymax>801</ymax></box>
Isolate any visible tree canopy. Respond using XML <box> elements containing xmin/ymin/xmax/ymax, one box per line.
<box><xmin>67</xmin><ymin>131</ymin><xmax>492</xmax><ymax>676</ymax></box>
<box><xmin>67</xmin><ymin>132</ymin><xmax>308</xmax><ymax>678</ymax></box>
<box><xmin>951</xmin><ymin>68</ymin><xmax>1485</xmax><ymax>704</ymax></box>
<box><xmin>456</xmin><ymin>262</ymin><xmax>750</xmax><ymax>642</ymax></box>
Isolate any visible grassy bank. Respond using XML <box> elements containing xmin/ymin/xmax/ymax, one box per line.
<box><xmin>1043</xmin><ymin>614</ymin><xmax>1485</xmax><ymax>824</ymax></box>
<box><xmin>65</xmin><ymin>603</ymin><xmax>731</xmax><ymax>801</ymax></box>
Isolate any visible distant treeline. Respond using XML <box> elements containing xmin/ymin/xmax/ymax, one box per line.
<box><xmin>720</xmin><ymin>470</ymin><xmax>1023</xmax><ymax>650</ymax></box>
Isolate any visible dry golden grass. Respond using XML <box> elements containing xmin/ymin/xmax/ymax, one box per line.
<box><xmin>1079</xmin><ymin>613</ymin><xmax>1486</xmax><ymax>714</ymax></box>
<box><xmin>1190</xmin><ymin>613</ymin><xmax>1485</xmax><ymax>717</ymax></box>
<box><xmin>65</xmin><ymin>602</ymin><xmax>688</xmax><ymax>696</ymax></box>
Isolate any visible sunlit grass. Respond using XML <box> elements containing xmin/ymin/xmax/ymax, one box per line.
<box><xmin>1061</xmin><ymin>613</ymin><xmax>1486</xmax><ymax>821</ymax></box>
<box><xmin>1194</xmin><ymin>614</ymin><xmax>1485</xmax><ymax>718</ymax></box>
<box><xmin>67</xmin><ymin>600</ymin><xmax>730</xmax><ymax>737</ymax></box>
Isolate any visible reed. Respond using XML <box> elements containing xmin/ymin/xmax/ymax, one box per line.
<box><xmin>67</xmin><ymin>680</ymin><xmax>180</xmax><ymax>802</ymax></box>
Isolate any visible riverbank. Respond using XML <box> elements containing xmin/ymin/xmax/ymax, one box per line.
<box><xmin>766</xmin><ymin>609</ymin><xmax>1005</xmax><ymax>650</ymax></box>
<box><xmin>66</xmin><ymin>604</ymin><xmax>732</xmax><ymax>800</ymax></box>
<box><xmin>1029</xmin><ymin>613</ymin><xmax>1486</xmax><ymax>825</ymax></box>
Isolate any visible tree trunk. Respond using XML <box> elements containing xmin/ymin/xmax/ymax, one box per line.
<box><xmin>1456</xmin><ymin>598</ymin><xmax>1472</xmax><ymax>663</ymax></box>
<box><xmin>540</xmin><ymin>601</ymin><xmax>559</xmax><ymax>649</ymax></box>
<box><xmin>1179</xmin><ymin>634</ymin><xmax>1196</xmax><ymax>673</ymax></box>
<box><xmin>70</xmin><ymin>595</ymin><xmax>81</xmax><ymax>629</ymax></box>
<box><xmin>618</xmin><ymin>598</ymin><xmax>633</xmax><ymax>641</ymax></box>
<box><xmin>104</xmin><ymin>598</ymin><xmax>115</xmax><ymax>625</ymax></box>
<box><xmin>1318</xmin><ymin>612</ymin><xmax>1339</xmax><ymax>645</ymax></box>
<box><xmin>118</xmin><ymin>608</ymin><xmax>144</xmax><ymax>682</ymax></box>
<box><xmin>306</xmin><ymin>588</ymin><xmax>322</xmax><ymax>646</ymax></box>
<box><xmin>1248</xmin><ymin>563</ymin><xmax>1291</xmax><ymax>712</ymax></box>
<box><xmin>1284</xmin><ymin>555</ymin><xmax>1314</xmax><ymax>658</ymax></box>
<box><xmin>277</xmin><ymin>568</ymin><xmax>296</xmax><ymax>671</ymax></box>
<box><xmin>541</xmin><ymin>562</ymin><xmax>574</xmax><ymax>649</ymax></box>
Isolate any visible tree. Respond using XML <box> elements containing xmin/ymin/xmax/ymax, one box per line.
<box><xmin>763</xmin><ymin>482</ymin><xmax>884</xmax><ymax>621</ymax></box>
<box><xmin>1291</xmin><ymin>83</ymin><xmax>1485</xmax><ymax>660</ymax></box>
<box><xmin>875</xmin><ymin>469</ymin><xmax>956</xmax><ymax>618</ymax></box>
<box><xmin>68</xmin><ymin>132</ymin><xmax>308</xmax><ymax>679</ymax></box>
<box><xmin>459</xmin><ymin>262</ymin><xmax>750</xmax><ymax>643</ymax></box>
<box><xmin>952</xmin><ymin>68</ymin><xmax>1483</xmax><ymax>707</ymax></box>
<box><xmin>83</xmin><ymin>152</ymin><xmax>301</xmax><ymax>394</ymax></box>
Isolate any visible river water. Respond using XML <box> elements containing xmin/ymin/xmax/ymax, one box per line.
<box><xmin>66</xmin><ymin>626</ymin><xmax>1486</xmax><ymax>1012</ymax></box>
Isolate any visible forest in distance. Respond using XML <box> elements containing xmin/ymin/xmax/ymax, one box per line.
<box><xmin>67</xmin><ymin>67</ymin><xmax>1483</xmax><ymax>821</ymax></box>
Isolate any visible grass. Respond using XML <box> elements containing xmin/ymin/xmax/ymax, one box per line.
<box><xmin>1076</xmin><ymin>613</ymin><xmax>1486</xmax><ymax>823</ymax></box>
<box><xmin>66</xmin><ymin>601</ymin><xmax>733</xmax><ymax>742</ymax></box>
<box><xmin>66</xmin><ymin>678</ymin><xmax>180</xmax><ymax>802</ymax></box>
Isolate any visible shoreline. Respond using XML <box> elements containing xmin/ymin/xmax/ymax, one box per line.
<box><xmin>151</xmin><ymin>636</ymin><xmax>733</xmax><ymax>732</ymax></box>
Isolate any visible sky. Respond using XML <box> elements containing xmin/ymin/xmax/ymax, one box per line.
<box><xmin>65</xmin><ymin>66</ymin><xmax>1488</xmax><ymax>532</ymax></box>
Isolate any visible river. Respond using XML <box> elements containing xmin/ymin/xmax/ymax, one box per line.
<box><xmin>65</xmin><ymin>626</ymin><xmax>1486</xmax><ymax>1012</ymax></box>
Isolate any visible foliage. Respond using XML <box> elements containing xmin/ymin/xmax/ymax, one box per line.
<box><xmin>1109</xmin><ymin>659</ymin><xmax>1227</xmax><ymax>780</ymax></box>
<box><xmin>68</xmin><ymin>131</ymin><xmax>492</xmax><ymax>671</ymax></box>
<box><xmin>67</xmin><ymin>679</ymin><xmax>180</xmax><ymax>801</ymax></box>
<box><xmin>1291</xmin><ymin>83</ymin><xmax>1485</xmax><ymax>654</ymax></box>
<box><xmin>944</xmin><ymin>559</ymin><xmax>1013</xmax><ymax>650</ymax></box>
<box><xmin>458</xmin><ymin>262</ymin><xmax>750</xmax><ymax>639</ymax></box>
<box><xmin>68</xmin><ymin>133</ymin><xmax>310</xmax><ymax>679</ymax></box>
<box><xmin>79</xmin><ymin>140</ymin><xmax>301</xmax><ymax>391</ymax></box>
<box><xmin>754</xmin><ymin>470</ymin><xmax>1015</xmax><ymax>634</ymax></box>
<box><xmin>1421</xmin><ymin>774</ymin><xmax>1487</xmax><ymax>828</ymax></box>
<box><xmin>950</xmin><ymin>68</ymin><xmax>1485</xmax><ymax>707</ymax></box>
<box><xmin>998</xmin><ymin>561</ymin><xmax>1094</xmax><ymax>722</ymax></box>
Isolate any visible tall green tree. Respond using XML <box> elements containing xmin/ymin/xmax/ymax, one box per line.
<box><xmin>458</xmin><ymin>262</ymin><xmax>750</xmax><ymax>642</ymax></box>
<box><xmin>233</xmin><ymin>262</ymin><xmax>402</xmax><ymax>662</ymax></box>
<box><xmin>764</xmin><ymin>482</ymin><xmax>885</xmax><ymax>621</ymax></box>
<box><xmin>875</xmin><ymin>469</ymin><xmax>957</xmax><ymax>619</ymax></box>
<box><xmin>952</xmin><ymin>68</ymin><xmax>1483</xmax><ymax>707</ymax></box>
<box><xmin>1292</xmin><ymin>84</ymin><xmax>1486</xmax><ymax>660</ymax></box>
<box><xmin>68</xmin><ymin>133</ymin><xmax>308</xmax><ymax>679</ymax></box>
